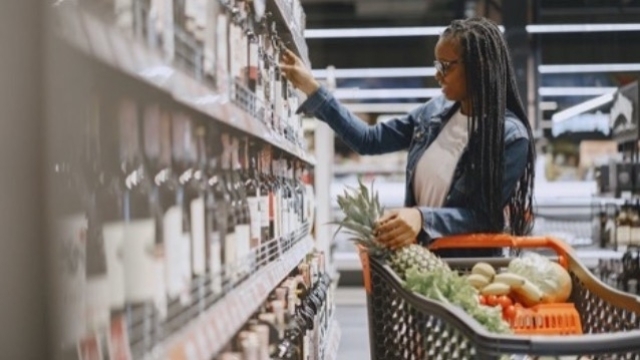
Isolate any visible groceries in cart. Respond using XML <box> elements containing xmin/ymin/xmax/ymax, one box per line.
<box><xmin>466</xmin><ymin>257</ymin><xmax>582</xmax><ymax>335</ymax></box>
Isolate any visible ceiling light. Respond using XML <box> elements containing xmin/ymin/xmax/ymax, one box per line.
<box><xmin>539</xmin><ymin>63</ymin><xmax>640</xmax><ymax>73</ymax></box>
<box><xmin>527</xmin><ymin>23</ymin><xmax>640</xmax><ymax>33</ymax></box>
<box><xmin>539</xmin><ymin>87</ymin><xmax>617</xmax><ymax>97</ymax></box>
<box><xmin>305</xmin><ymin>26</ymin><xmax>505</xmax><ymax>39</ymax></box>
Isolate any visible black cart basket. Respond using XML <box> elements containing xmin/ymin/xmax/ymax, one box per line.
<box><xmin>357</xmin><ymin>234</ymin><xmax>640</xmax><ymax>360</ymax></box>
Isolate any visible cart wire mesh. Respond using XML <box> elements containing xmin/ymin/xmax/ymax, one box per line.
<box><xmin>361</xmin><ymin>241</ymin><xmax>640</xmax><ymax>360</ymax></box>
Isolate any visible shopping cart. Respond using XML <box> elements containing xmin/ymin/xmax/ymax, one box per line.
<box><xmin>357</xmin><ymin>234</ymin><xmax>640</xmax><ymax>359</ymax></box>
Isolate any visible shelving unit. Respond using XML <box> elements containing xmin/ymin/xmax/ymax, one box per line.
<box><xmin>52</xmin><ymin>2</ymin><xmax>315</xmax><ymax>166</ymax></box>
<box><xmin>156</xmin><ymin>234</ymin><xmax>314</xmax><ymax>359</ymax></box>
<box><xmin>49</xmin><ymin>0</ymin><xmax>339</xmax><ymax>359</ymax></box>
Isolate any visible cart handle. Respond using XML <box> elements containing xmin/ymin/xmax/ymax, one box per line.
<box><xmin>428</xmin><ymin>233</ymin><xmax>574</xmax><ymax>268</ymax></box>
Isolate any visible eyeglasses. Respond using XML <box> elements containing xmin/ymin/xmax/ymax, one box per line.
<box><xmin>434</xmin><ymin>59</ymin><xmax>461</xmax><ymax>76</ymax></box>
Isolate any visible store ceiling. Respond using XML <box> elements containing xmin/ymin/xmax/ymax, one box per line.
<box><xmin>301</xmin><ymin>0</ymin><xmax>640</xmax><ymax>107</ymax></box>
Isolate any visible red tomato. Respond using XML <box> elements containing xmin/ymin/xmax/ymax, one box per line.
<box><xmin>486</xmin><ymin>295</ymin><xmax>498</xmax><ymax>306</ymax></box>
<box><xmin>504</xmin><ymin>305</ymin><xmax>517</xmax><ymax>321</ymax></box>
<box><xmin>497</xmin><ymin>295</ymin><xmax>513</xmax><ymax>309</ymax></box>
<box><xmin>478</xmin><ymin>295</ymin><xmax>487</xmax><ymax>305</ymax></box>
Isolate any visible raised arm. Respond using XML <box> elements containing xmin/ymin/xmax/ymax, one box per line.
<box><xmin>280</xmin><ymin>49</ymin><xmax>419</xmax><ymax>155</ymax></box>
<box><xmin>298</xmin><ymin>86</ymin><xmax>420</xmax><ymax>155</ymax></box>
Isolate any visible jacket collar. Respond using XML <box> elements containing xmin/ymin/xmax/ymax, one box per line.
<box><xmin>433</xmin><ymin>99</ymin><xmax>460</xmax><ymax>121</ymax></box>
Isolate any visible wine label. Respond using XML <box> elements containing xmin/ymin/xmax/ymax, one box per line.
<box><xmin>203</xmin><ymin>0</ymin><xmax>218</xmax><ymax>76</ymax></box>
<box><xmin>224</xmin><ymin>232</ymin><xmax>237</xmax><ymax>282</ymax></box>
<box><xmin>281</xmin><ymin>194</ymin><xmax>289</xmax><ymax>237</ymax></box>
<box><xmin>631</xmin><ymin>227</ymin><xmax>640</xmax><ymax>246</ymax></box>
<box><xmin>123</xmin><ymin>218</ymin><xmax>156</xmax><ymax>303</ymax></box>
<box><xmin>164</xmin><ymin>206</ymin><xmax>183</xmax><ymax>298</ymax></box>
<box><xmin>153</xmin><ymin>251</ymin><xmax>168</xmax><ymax>320</ymax></box>
<box><xmin>274</xmin><ymin>189</ymin><xmax>281</xmax><ymax>238</ymax></box>
<box><xmin>617</xmin><ymin>225</ymin><xmax>631</xmax><ymax>245</ymax></box>
<box><xmin>54</xmin><ymin>214</ymin><xmax>87</xmax><ymax>347</ymax></box>
<box><xmin>85</xmin><ymin>274</ymin><xmax>109</xmax><ymax>331</ymax></box>
<box><xmin>190</xmin><ymin>197</ymin><xmax>206</xmax><ymax>276</ymax></box>
<box><xmin>216</xmin><ymin>14</ymin><xmax>229</xmax><ymax>88</ymax></box>
<box><xmin>228</xmin><ymin>24</ymin><xmax>239</xmax><ymax>80</ymax></box>
<box><xmin>247</xmin><ymin>196</ymin><xmax>261</xmax><ymax>249</ymax></box>
<box><xmin>235</xmin><ymin>224</ymin><xmax>251</xmax><ymax>274</ymax></box>
<box><xmin>209</xmin><ymin>231</ymin><xmax>222</xmax><ymax>294</ymax></box>
<box><xmin>107</xmin><ymin>315</ymin><xmax>133</xmax><ymax>360</ymax></box>
<box><xmin>180</xmin><ymin>231</ymin><xmax>192</xmax><ymax>306</ymax></box>
<box><xmin>103</xmin><ymin>222</ymin><xmax>125</xmax><ymax>310</ymax></box>
<box><xmin>259</xmin><ymin>196</ymin><xmax>269</xmax><ymax>228</ymax></box>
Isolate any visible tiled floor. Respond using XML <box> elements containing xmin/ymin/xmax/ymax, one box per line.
<box><xmin>335</xmin><ymin>287</ymin><xmax>370</xmax><ymax>359</ymax></box>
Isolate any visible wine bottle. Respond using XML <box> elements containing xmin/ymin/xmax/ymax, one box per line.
<box><xmin>231</xmin><ymin>136</ymin><xmax>253</xmax><ymax>277</ymax></box>
<box><xmin>119</xmin><ymin>97</ymin><xmax>157</xmax><ymax>305</ymax></box>
<box><xmin>171</xmin><ymin>112</ymin><xmax>194</xmax><ymax>304</ymax></box>
<box><xmin>83</xmin><ymin>94</ymin><xmax>110</xmax><ymax>331</ymax></box>
<box><xmin>186</xmin><ymin>123</ymin><xmax>207</xmax><ymax>278</ymax></box>
<box><xmin>50</xmin><ymin>101</ymin><xmax>87</xmax><ymax>348</ymax></box>
<box><xmin>220</xmin><ymin>134</ymin><xmax>239</xmax><ymax>284</ymax></box>
<box><xmin>143</xmin><ymin>104</ymin><xmax>174</xmax><ymax>319</ymax></box>
<box><xmin>205</xmin><ymin>124</ymin><xmax>225</xmax><ymax>295</ymax></box>
<box><xmin>99</xmin><ymin>94</ymin><xmax>127</xmax><ymax>314</ymax></box>
<box><xmin>243</xmin><ymin>137</ymin><xmax>262</xmax><ymax>266</ymax></box>
<box><xmin>258</xmin><ymin>147</ymin><xmax>271</xmax><ymax>259</ymax></box>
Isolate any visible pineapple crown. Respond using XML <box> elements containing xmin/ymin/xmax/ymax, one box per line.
<box><xmin>333</xmin><ymin>179</ymin><xmax>386</xmax><ymax>257</ymax></box>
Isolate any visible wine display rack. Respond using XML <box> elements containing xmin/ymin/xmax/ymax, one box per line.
<box><xmin>127</xmin><ymin>226</ymin><xmax>313</xmax><ymax>359</ymax></box>
<box><xmin>49</xmin><ymin>0</ymin><xmax>342</xmax><ymax>359</ymax></box>
<box><xmin>51</xmin><ymin>1</ymin><xmax>316</xmax><ymax>167</ymax></box>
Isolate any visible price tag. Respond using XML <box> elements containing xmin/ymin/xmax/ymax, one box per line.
<box><xmin>107</xmin><ymin>316</ymin><xmax>133</xmax><ymax>360</ymax></box>
<box><xmin>77</xmin><ymin>333</ymin><xmax>103</xmax><ymax>360</ymax></box>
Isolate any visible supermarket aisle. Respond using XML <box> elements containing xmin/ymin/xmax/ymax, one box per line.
<box><xmin>335</xmin><ymin>287</ymin><xmax>370</xmax><ymax>359</ymax></box>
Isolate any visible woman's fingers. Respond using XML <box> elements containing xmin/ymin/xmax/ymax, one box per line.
<box><xmin>377</xmin><ymin>225</ymin><xmax>406</xmax><ymax>246</ymax></box>
<box><xmin>375</xmin><ymin>214</ymin><xmax>404</xmax><ymax>235</ymax></box>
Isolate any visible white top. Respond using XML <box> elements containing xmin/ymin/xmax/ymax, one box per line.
<box><xmin>413</xmin><ymin>109</ymin><xmax>470</xmax><ymax>207</ymax></box>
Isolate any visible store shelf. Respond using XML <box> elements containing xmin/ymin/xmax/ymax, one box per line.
<box><xmin>268</xmin><ymin>0</ymin><xmax>311</xmax><ymax>68</ymax></box>
<box><xmin>323</xmin><ymin>319</ymin><xmax>341</xmax><ymax>360</ymax></box>
<box><xmin>52</xmin><ymin>3</ymin><xmax>316</xmax><ymax>166</ymax></box>
<box><xmin>155</xmin><ymin>235</ymin><xmax>315</xmax><ymax>359</ymax></box>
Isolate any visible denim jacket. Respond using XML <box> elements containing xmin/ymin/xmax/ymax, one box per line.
<box><xmin>299</xmin><ymin>86</ymin><xmax>530</xmax><ymax>254</ymax></box>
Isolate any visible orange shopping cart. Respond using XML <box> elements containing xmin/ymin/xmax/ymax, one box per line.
<box><xmin>357</xmin><ymin>234</ymin><xmax>640</xmax><ymax>359</ymax></box>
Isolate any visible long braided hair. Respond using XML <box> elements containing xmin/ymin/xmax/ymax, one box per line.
<box><xmin>442</xmin><ymin>17</ymin><xmax>536</xmax><ymax>236</ymax></box>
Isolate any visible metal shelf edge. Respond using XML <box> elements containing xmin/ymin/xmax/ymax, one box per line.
<box><xmin>53</xmin><ymin>4</ymin><xmax>315</xmax><ymax>166</ymax></box>
<box><xmin>154</xmin><ymin>235</ymin><xmax>314</xmax><ymax>359</ymax></box>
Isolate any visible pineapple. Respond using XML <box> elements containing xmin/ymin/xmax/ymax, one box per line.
<box><xmin>334</xmin><ymin>179</ymin><xmax>448</xmax><ymax>279</ymax></box>
<box><xmin>389</xmin><ymin>245</ymin><xmax>450</xmax><ymax>277</ymax></box>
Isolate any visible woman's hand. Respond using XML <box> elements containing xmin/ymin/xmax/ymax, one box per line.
<box><xmin>279</xmin><ymin>49</ymin><xmax>320</xmax><ymax>96</ymax></box>
<box><xmin>375</xmin><ymin>208</ymin><xmax>423</xmax><ymax>250</ymax></box>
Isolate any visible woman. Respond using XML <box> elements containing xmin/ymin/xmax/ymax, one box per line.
<box><xmin>280</xmin><ymin>17</ymin><xmax>535</xmax><ymax>257</ymax></box>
